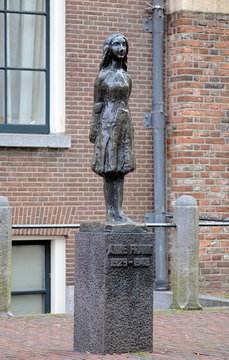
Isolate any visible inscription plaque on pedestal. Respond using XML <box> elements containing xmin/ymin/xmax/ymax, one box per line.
<box><xmin>108</xmin><ymin>244</ymin><xmax>153</xmax><ymax>268</ymax></box>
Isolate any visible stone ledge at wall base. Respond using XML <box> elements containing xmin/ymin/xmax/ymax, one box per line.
<box><xmin>67</xmin><ymin>289</ymin><xmax>229</xmax><ymax>314</ymax></box>
<box><xmin>74</xmin><ymin>225</ymin><xmax>154</xmax><ymax>355</ymax></box>
<box><xmin>154</xmin><ymin>291</ymin><xmax>229</xmax><ymax>311</ymax></box>
<box><xmin>0</xmin><ymin>197</ymin><xmax>12</xmax><ymax>317</ymax></box>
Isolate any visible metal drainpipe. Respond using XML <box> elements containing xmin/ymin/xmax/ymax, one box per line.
<box><xmin>152</xmin><ymin>1</ymin><xmax>168</xmax><ymax>290</ymax></box>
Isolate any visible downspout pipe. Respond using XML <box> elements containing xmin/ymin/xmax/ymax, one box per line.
<box><xmin>152</xmin><ymin>1</ymin><xmax>168</xmax><ymax>289</ymax></box>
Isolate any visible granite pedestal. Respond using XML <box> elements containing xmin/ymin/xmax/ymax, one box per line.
<box><xmin>74</xmin><ymin>229</ymin><xmax>154</xmax><ymax>354</ymax></box>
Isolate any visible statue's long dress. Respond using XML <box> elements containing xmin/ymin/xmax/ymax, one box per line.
<box><xmin>91</xmin><ymin>68</ymin><xmax>136</xmax><ymax>177</ymax></box>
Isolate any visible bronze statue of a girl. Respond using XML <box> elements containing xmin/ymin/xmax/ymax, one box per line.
<box><xmin>90</xmin><ymin>34</ymin><xmax>136</xmax><ymax>224</ymax></box>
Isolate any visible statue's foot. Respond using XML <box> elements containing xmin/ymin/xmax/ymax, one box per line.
<box><xmin>107</xmin><ymin>209</ymin><xmax>132</xmax><ymax>224</ymax></box>
<box><xmin>117</xmin><ymin>210</ymin><xmax>132</xmax><ymax>223</ymax></box>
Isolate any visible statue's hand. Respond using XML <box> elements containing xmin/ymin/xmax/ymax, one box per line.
<box><xmin>94</xmin><ymin>102</ymin><xmax>103</xmax><ymax>114</ymax></box>
<box><xmin>89</xmin><ymin>128</ymin><xmax>96</xmax><ymax>143</ymax></box>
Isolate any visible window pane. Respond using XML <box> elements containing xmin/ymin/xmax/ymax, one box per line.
<box><xmin>12</xmin><ymin>244</ymin><xmax>45</xmax><ymax>291</ymax></box>
<box><xmin>7</xmin><ymin>70</ymin><xmax>45</xmax><ymax>125</ymax></box>
<box><xmin>0</xmin><ymin>1</ymin><xmax>3</xmax><ymax>9</ymax></box>
<box><xmin>7</xmin><ymin>14</ymin><xmax>45</xmax><ymax>68</ymax></box>
<box><xmin>7</xmin><ymin>0</ymin><xmax>45</xmax><ymax>12</ymax></box>
<box><xmin>11</xmin><ymin>294</ymin><xmax>44</xmax><ymax>315</ymax></box>
<box><xmin>0</xmin><ymin>14</ymin><xmax>4</xmax><ymax>66</ymax></box>
<box><xmin>0</xmin><ymin>70</ymin><xmax>4</xmax><ymax>123</ymax></box>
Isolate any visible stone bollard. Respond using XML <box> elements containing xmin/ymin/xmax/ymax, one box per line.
<box><xmin>0</xmin><ymin>197</ymin><xmax>12</xmax><ymax>316</ymax></box>
<box><xmin>170</xmin><ymin>195</ymin><xmax>202</xmax><ymax>310</ymax></box>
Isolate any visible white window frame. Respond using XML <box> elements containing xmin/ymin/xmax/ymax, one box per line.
<box><xmin>50</xmin><ymin>0</ymin><xmax>65</xmax><ymax>134</ymax></box>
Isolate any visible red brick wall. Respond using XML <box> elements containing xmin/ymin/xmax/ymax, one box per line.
<box><xmin>2</xmin><ymin>3</ymin><xmax>228</xmax><ymax>293</ymax></box>
<box><xmin>64</xmin><ymin>1</ymin><xmax>155</xmax><ymax>283</ymax></box>
<box><xmin>167</xmin><ymin>11</ymin><xmax>229</xmax><ymax>293</ymax></box>
<box><xmin>1</xmin><ymin>1</ymin><xmax>154</xmax><ymax>286</ymax></box>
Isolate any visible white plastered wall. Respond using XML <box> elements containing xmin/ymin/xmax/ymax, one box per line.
<box><xmin>168</xmin><ymin>0</ymin><xmax>229</xmax><ymax>14</ymax></box>
<box><xmin>50</xmin><ymin>237</ymin><xmax>66</xmax><ymax>313</ymax></box>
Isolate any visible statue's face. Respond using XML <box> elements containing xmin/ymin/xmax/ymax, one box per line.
<box><xmin>110</xmin><ymin>36</ymin><xmax>127</xmax><ymax>60</ymax></box>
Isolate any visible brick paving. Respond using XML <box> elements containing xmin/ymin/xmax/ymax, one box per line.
<box><xmin>0</xmin><ymin>310</ymin><xmax>228</xmax><ymax>360</ymax></box>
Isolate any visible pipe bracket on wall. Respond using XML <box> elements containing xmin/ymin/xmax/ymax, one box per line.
<box><xmin>143</xmin><ymin>112</ymin><xmax>166</xmax><ymax>129</ymax></box>
<box><xmin>142</xmin><ymin>18</ymin><xmax>152</xmax><ymax>33</ymax></box>
<box><xmin>143</xmin><ymin>113</ymin><xmax>153</xmax><ymax>128</ymax></box>
<box><xmin>144</xmin><ymin>212</ymin><xmax>166</xmax><ymax>224</ymax></box>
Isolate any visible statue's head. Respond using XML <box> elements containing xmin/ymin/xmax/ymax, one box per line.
<box><xmin>100</xmin><ymin>33</ymin><xmax>129</xmax><ymax>71</ymax></box>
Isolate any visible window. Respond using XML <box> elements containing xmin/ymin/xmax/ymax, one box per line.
<box><xmin>11</xmin><ymin>240</ymin><xmax>51</xmax><ymax>315</ymax></box>
<box><xmin>12</xmin><ymin>235</ymin><xmax>66</xmax><ymax>314</ymax></box>
<box><xmin>0</xmin><ymin>0</ymin><xmax>49</xmax><ymax>133</ymax></box>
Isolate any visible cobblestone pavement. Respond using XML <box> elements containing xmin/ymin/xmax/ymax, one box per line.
<box><xmin>0</xmin><ymin>310</ymin><xmax>228</xmax><ymax>360</ymax></box>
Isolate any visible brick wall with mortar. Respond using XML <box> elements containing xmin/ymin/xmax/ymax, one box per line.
<box><xmin>1</xmin><ymin>1</ymin><xmax>154</xmax><ymax>286</ymax></box>
<box><xmin>166</xmin><ymin>11</ymin><xmax>229</xmax><ymax>293</ymax></box>
<box><xmin>64</xmin><ymin>0</ymin><xmax>155</xmax><ymax>284</ymax></box>
<box><xmin>1</xmin><ymin>3</ymin><xmax>228</xmax><ymax>294</ymax></box>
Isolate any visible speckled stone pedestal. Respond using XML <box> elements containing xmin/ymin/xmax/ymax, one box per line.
<box><xmin>74</xmin><ymin>230</ymin><xmax>154</xmax><ymax>355</ymax></box>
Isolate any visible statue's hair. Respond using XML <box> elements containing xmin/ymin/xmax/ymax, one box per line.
<box><xmin>100</xmin><ymin>33</ymin><xmax>128</xmax><ymax>71</ymax></box>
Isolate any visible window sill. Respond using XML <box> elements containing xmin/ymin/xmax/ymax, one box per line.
<box><xmin>0</xmin><ymin>133</ymin><xmax>71</xmax><ymax>149</ymax></box>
